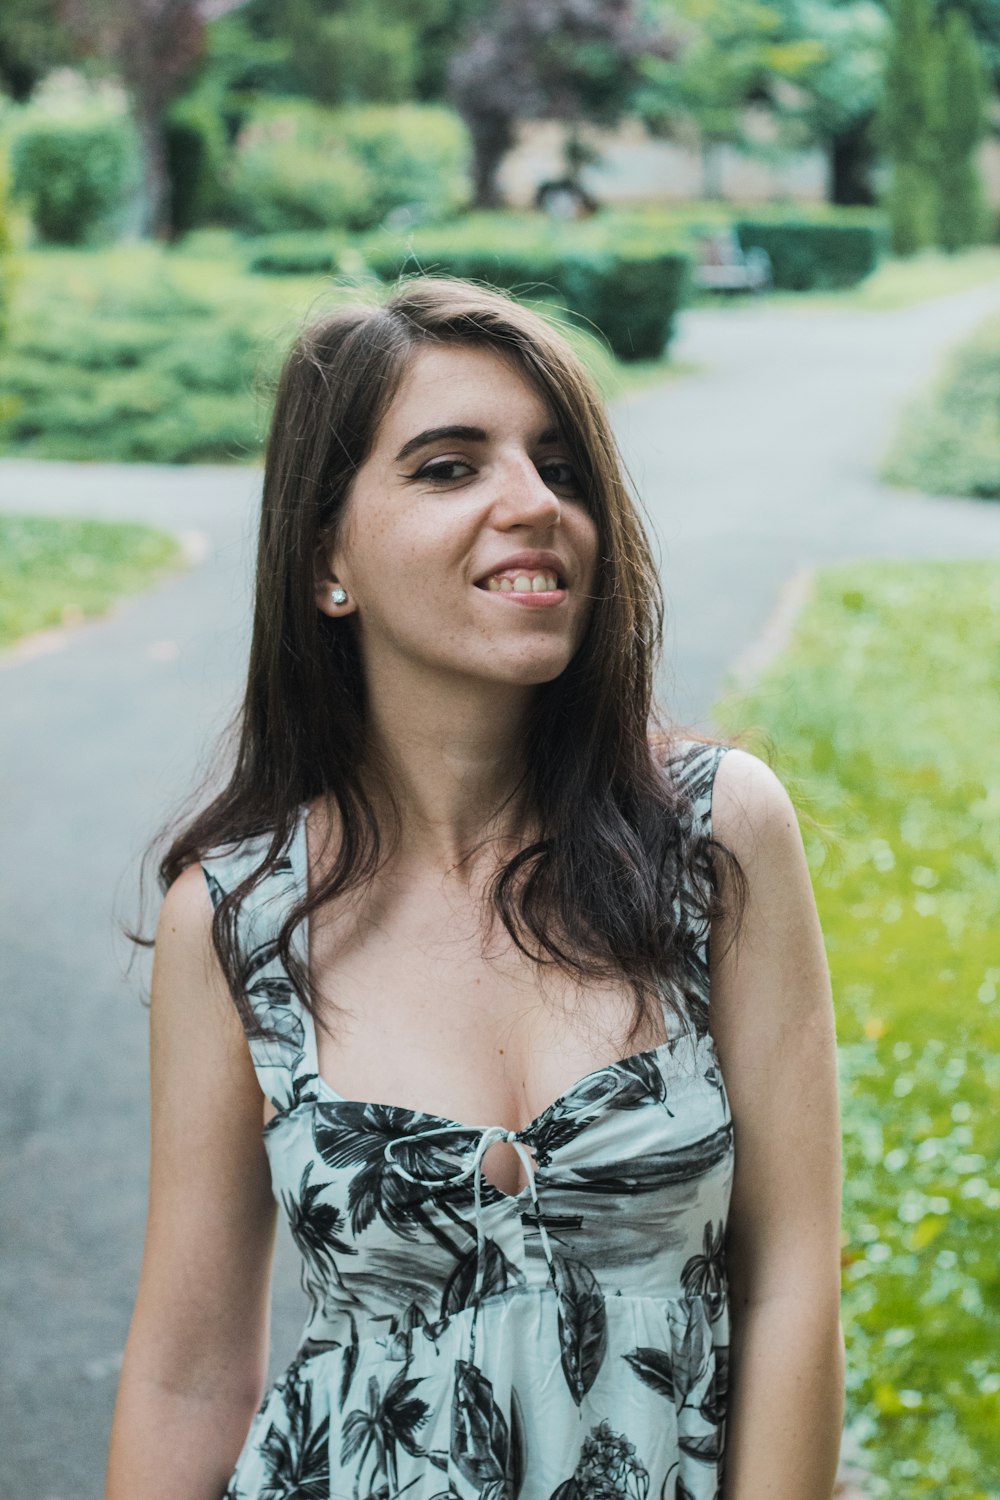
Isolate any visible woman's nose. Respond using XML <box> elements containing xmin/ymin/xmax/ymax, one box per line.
<box><xmin>494</xmin><ymin>454</ymin><xmax>562</xmax><ymax>524</ymax></box>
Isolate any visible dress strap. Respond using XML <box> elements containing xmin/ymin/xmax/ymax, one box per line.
<box><xmin>200</xmin><ymin>812</ymin><xmax>317</xmax><ymax>1114</ymax></box>
<box><xmin>663</xmin><ymin>739</ymin><xmax>733</xmax><ymax>1033</ymax></box>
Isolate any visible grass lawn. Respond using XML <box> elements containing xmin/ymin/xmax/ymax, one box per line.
<box><xmin>0</xmin><ymin>513</ymin><xmax>184</xmax><ymax>648</ymax></box>
<box><xmin>882</xmin><ymin>311</ymin><xmax>1000</xmax><ymax>500</ymax></box>
<box><xmin>711</xmin><ymin>559</ymin><xmax>1000</xmax><ymax>1500</ymax></box>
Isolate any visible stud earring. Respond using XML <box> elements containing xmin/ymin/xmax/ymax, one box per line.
<box><xmin>330</xmin><ymin>586</ymin><xmax>347</xmax><ymax>605</ymax></box>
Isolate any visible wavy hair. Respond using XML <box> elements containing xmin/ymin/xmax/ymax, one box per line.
<box><xmin>147</xmin><ymin>276</ymin><xmax>748</xmax><ymax>1051</ymax></box>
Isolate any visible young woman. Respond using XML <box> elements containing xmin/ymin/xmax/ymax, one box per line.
<box><xmin>106</xmin><ymin>277</ymin><xmax>845</xmax><ymax>1500</ymax></box>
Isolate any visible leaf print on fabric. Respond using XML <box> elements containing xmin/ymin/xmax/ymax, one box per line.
<box><xmin>666</xmin><ymin>1300</ymin><xmax>712</xmax><ymax>1409</ymax></box>
<box><xmin>203</xmin><ymin>867</ymin><xmax>227</xmax><ymax>912</ymax></box>
<box><xmin>450</xmin><ymin>1359</ymin><xmax>514</xmax><ymax>1489</ymax></box>
<box><xmin>677</xmin><ymin>1429</ymin><xmax>724</xmax><ymax>1467</ymax></box>
<box><xmin>440</xmin><ymin>1235</ymin><xmax>527</xmax><ymax>1319</ymax></box>
<box><xmin>282</xmin><ymin>1160</ymin><xmax>356</xmax><ymax>1284</ymax></box>
<box><xmin>340</xmin><ymin>1367</ymin><xmax>431</xmax><ymax>1494</ymax></box>
<box><xmin>550</xmin><ymin>1254</ymin><xmax>608</xmax><ymax>1405</ymax></box>
<box><xmin>603</xmin><ymin>1052</ymin><xmax>672</xmax><ymax>1113</ymax></box>
<box><xmin>622</xmin><ymin>1346</ymin><xmax>675</xmax><ymax>1402</ymax></box>
<box><xmin>566</xmin><ymin>1122</ymin><xmax>733</xmax><ymax>1194</ymax></box>
<box><xmin>256</xmin><ymin>1369</ymin><xmax>330</xmax><ymax>1500</ymax></box>
<box><xmin>314</xmin><ymin>1104</ymin><xmax>474</xmax><ymax>1255</ymax></box>
<box><xmin>699</xmin><ymin>1343</ymin><xmax>729</xmax><ymax>1427</ymax></box>
<box><xmin>680</xmin><ymin>1220</ymin><xmax>727</xmax><ymax>1324</ymax></box>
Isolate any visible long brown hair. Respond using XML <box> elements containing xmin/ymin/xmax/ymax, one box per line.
<box><xmin>150</xmin><ymin>275</ymin><xmax>748</xmax><ymax>1050</ymax></box>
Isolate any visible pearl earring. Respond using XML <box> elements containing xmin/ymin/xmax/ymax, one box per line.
<box><xmin>330</xmin><ymin>586</ymin><xmax>347</xmax><ymax>605</ymax></box>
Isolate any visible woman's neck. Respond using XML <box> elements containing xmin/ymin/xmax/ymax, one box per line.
<box><xmin>359</xmin><ymin>663</ymin><xmax>542</xmax><ymax>876</ymax></box>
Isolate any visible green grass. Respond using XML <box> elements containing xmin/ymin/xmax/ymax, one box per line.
<box><xmin>711</xmin><ymin>559</ymin><xmax>1000</xmax><ymax>1500</ymax></box>
<box><xmin>0</xmin><ymin>513</ymin><xmax>184</xmax><ymax>647</ymax></box>
<box><xmin>881</xmin><ymin>311</ymin><xmax>1000</xmax><ymax>500</ymax></box>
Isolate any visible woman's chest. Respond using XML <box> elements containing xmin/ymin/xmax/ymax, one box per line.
<box><xmin>305</xmin><ymin>878</ymin><xmax>667</xmax><ymax>1144</ymax></box>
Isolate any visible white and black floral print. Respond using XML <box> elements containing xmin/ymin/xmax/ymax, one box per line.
<box><xmin>209</xmin><ymin>743</ymin><xmax>735</xmax><ymax>1500</ymax></box>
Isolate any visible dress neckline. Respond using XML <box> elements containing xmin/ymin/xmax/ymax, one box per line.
<box><xmin>282</xmin><ymin>802</ymin><xmax>710</xmax><ymax>1142</ymax></box>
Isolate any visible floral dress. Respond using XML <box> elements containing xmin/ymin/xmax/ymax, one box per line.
<box><xmin>202</xmin><ymin>741</ymin><xmax>734</xmax><ymax>1500</ymax></box>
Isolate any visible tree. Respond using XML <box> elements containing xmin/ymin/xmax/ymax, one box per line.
<box><xmin>779</xmin><ymin>1</ymin><xmax>888</xmax><ymax>204</ymax></box>
<box><xmin>447</xmin><ymin>0</ymin><xmax>669</xmax><ymax>210</ymax></box>
<box><xmin>58</xmin><ymin>0</ymin><xmax>214</xmax><ymax>239</ymax></box>
<box><xmin>877</xmin><ymin>0</ymin><xmax>939</xmax><ymax>254</ymax></box>
<box><xmin>0</xmin><ymin>0</ymin><xmax>75</xmax><ymax>101</ymax></box>
<box><xmin>931</xmin><ymin>7</ymin><xmax>990</xmax><ymax>249</ymax></box>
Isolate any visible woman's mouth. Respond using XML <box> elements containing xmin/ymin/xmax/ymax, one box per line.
<box><xmin>474</xmin><ymin>570</ymin><xmax>567</xmax><ymax>607</ymax></box>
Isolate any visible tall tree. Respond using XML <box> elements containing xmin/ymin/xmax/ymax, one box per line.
<box><xmin>447</xmin><ymin>0</ymin><xmax>669</xmax><ymax>209</ymax></box>
<box><xmin>0</xmin><ymin>0</ymin><xmax>74</xmax><ymax>101</ymax></box>
<box><xmin>877</xmin><ymin>0</ymin><xmax>940</xmax><ymax>253</ymax></box>
<box><xmin>932</xmin><ymin>7</ymin><xmax>990</xmax><ymax>249</ymax></box>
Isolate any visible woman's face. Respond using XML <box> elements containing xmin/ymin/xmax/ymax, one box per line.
<box><xmin>316</xmin><ymin>342</ymin><xmax>600</xmax><ymax>691</ymax></box>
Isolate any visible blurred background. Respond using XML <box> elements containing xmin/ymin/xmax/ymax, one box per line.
<box><xmin>0</xmin><ymin>2</ymin><xmax>998</xmax><ymax>1497</ymax></box>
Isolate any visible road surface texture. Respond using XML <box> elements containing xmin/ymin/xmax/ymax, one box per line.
<box><xmin>2</xmin><ymin>282</ymin><xmax>1000</xmax><ymax>1497</ymax></box>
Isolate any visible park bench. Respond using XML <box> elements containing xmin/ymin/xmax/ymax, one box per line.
<box><xmin>693</xmin><ymin>228</ymin><xmax>773</xmax><ymax>293</ymax></box>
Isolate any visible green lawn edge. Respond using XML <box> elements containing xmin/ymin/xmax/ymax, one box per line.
<box><xmin>709</xmin><ymin>558</ymin><xmax>1000</xmax><ymax>1500</ymax></box>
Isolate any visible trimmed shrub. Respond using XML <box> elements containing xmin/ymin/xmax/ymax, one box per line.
<box><xmin>361</xmin><ymin>213</ymin><xmax>690</xmax><ymax>361</ymax></box>
<box><xmin>245</xmin><ymin>231</ymin><xmax>346</xmax><ymax>276</ymax></box>
<box><xmin>734</xmin><ymin>220</ymin><xmax>886</xmax><ymax>290</ymax></box>
<box><xmin>222</xmin><ymin>99</ymin><xmax>471</xmax><ymax>236</ymax></box>
<box><xmin>336</xmin><ymin>105</ymin><xmax>471</xmax><ymax>225</ymax></box>
<box><xmin>224</xmin><ymin>138</ymin><xmax>373</xmax><ymax>235</ymax></box>
<box><xmin>10</xmin><ymin>108</ymin><xmax>141</xmax><ymax>244</ymax></box>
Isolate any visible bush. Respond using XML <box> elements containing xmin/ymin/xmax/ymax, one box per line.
<box><xmin>361</xmin><ymin>212</ymin><xmax>690</xmax><ymax>361</ymax></box>
<box><xmin>882</xmin><ymin>312</ymin><xmax>1000</xmax><ymax>498</ymax></box>
<box><xmin>221</xmin><ymin>99</ymin><xmax>471</xmax><ymax>236</ymax></box>
<box><xmin>245</xmin><ymin>231</ymin><xmax>346</xmax><ymax>276</ymax></box>
<box><xmin>10</xmin><ymin>108</ymin><xmax>141</xmax><ymax>245</ymax></box>
<box><xmin>0</xmin><ymin>151</ymin><xmax>14</xmax><ymax>345</ymax></box>
<box><xmin>734</xmin><ymin>219</ymin><xmax>887</xmax><ymax>290</ymax></box>
<box><xmin>165</xmin><ymin>100</ymin><xmax>227</xmax><ymax>236</ymax></box>
<box><xmin>336</xmin><ymin>105</ymin><xmax>471</xmax><ymax>225</ymax></box>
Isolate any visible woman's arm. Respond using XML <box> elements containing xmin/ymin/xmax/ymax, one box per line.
<box><xmin>106</xmin><ymin>865</ymin><xmax>278</xmax><ymax>1500</ymax></box>
<box><xmin>709</xmin><ymin>749</ymin><xmax>845</xmax><ymax>1500</ymax></box>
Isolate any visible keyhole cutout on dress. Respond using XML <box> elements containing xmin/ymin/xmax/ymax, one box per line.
<box><xmin>481</xmin><ymin>1137</ymin><xmax>536</xmax><ymax>1199</ymax></box>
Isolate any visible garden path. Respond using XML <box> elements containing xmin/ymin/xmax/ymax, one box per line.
<box><xmin>2</xmin><ymin>279</ymin><xmax>1000</xmax><ymax>1495</ymax></box>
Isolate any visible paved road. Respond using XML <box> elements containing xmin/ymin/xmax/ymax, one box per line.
<box><xmin>2</xmin><ymin>282</ymin><xmax>1000</xmax><ymax>1497</ymax></box>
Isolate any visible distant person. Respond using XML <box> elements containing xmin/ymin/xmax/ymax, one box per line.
<box><xmin>106</xmin><ymin>277</ymin><xmax>845</xmax><ymax>1499</ymax></box>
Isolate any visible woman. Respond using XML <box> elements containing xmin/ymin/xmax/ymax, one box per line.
<box><xmin>106</xmin><ymin>277</ymin><xmax>845</xmax><ymax>1499</ymax></box>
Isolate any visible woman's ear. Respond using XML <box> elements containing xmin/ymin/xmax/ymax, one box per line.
<box><xmin>314</xmin><ymin>539</ymin><xmax>354</xmax><ymax>619</ymax></box>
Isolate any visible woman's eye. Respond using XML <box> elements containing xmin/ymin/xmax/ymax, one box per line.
<box><xmin>415</xmin><ymin>459</ymin><xmax>474</xmax><ymax>482</ymax></box>
<box><xmin>539</xmin><ymin>460</ymin><xmax>581</xmax><ymax>490</ymax></box>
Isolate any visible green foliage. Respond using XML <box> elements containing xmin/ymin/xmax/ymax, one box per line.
<box><xmin>282</xmin><ymin>0</ymin><xmax>419</xmax><ymax>104</ymax></box>
<box><xmin>165</xmin><ymin>98</ymin><xmax>228</xmax><ymax>235</ymax></box>
<box><xmin>0</xmin><ymin>150</ymin><xmax>14</xmax><ymax>345</ymax></box>
<box><xmin>734</xmin><ymin>219</ymin><xmax>886</xmax><ymax>289</ymax></box>
<box><xmin>931</xmin><ymin>10</ymin><xmax>990</xmax><ymax>253</ymax></box>
<box><xmin>882</xmin><ymin>311</ymin><xmax>1000</xmax><ymax>500</ymax></box>
<box><xmin>0</xmin><ymin>513</ymin><xmax>182</xmax><ymax>648</ymax></box>
<box><xmin>244</xmin><ymin>230</ymin><xmax>346</xmax><ymax>275</ymax></box>
<box><xmin>878</xmin><ymin>0</ymin><xmax>939</xmax><ymax>255</ymax></box>
<box><xmin>362</xmin><ymin>212</ymin><xmax>691</xmax><ymax>361</ymax></box>
<box><xmin>221</xmin><ymin>98</ymin><xmax>470</xmax><ymax>234</ymax></box>
<box><xmin>714</xmin><ymin>558</ymin><xmax>1000</xmax><ymax>1499</ymax></box>
<box><xmin>9</xmin><ymin>106</ymin><xmax>142</xmax><ymax>245</ymax></box>
<box><xmin>0</xmin><ymin>244</ymin><xmax>320</xmax><ymax>461</ymax></box>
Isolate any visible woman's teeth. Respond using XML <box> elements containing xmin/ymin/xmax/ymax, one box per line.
<box><xmin>485</xmin><ymin>571</ymin><xmax>559</xmax><ymax>593</ymax></box>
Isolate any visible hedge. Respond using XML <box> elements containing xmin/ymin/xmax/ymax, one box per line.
<box><xmin>734</xmin><ymin>220</ymin><xmax>887</xmax><ymax>291</ymax></box>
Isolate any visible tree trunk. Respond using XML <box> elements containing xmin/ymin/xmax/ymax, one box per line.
<box><xmin>829</xmin><ymin>116</ymin><xmax>878</xmax><ymax>205</ymax></box>
<box><xmin>469</xmin><ymin>112</ymin><xmax>515</xmax><ymax>210</ymax></box>
<box><xmin>135</xmin><ymin>107</ymin><xmax>173</xmax><ymax>241</ymax></box>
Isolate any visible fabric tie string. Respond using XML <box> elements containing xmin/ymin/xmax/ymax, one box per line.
<box><xmin>382</xmin><ymin>1121</ymin><xmax>559</xmax><ymax>1368</ymax></box>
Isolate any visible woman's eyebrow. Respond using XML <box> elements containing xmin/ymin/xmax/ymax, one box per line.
<box><xmin>394</xmin><ymin>424</ymin><xmax>561</xmax><ymax>463</ymax></box>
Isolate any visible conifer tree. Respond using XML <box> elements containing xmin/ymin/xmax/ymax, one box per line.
<box><xmin>878</xmin><ymin>0</ymin><xmax>939</xmax><ymax>254</ymax></box>
<box><xmin>931</xmin><ymin>7</ymin><xmax>989</xmax><ymax>251</ymax></box>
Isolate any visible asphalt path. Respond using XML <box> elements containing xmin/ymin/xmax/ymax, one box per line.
<box><xmin>2</xmin><ymin>282</ymin><xmax>1000</xmax><ymax>1497</ymax></box>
